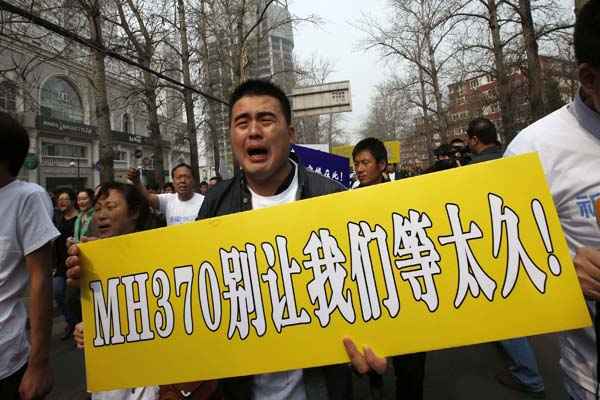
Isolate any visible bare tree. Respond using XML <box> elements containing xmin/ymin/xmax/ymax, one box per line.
<box><xmin>502</xmin><ymin>0</ymin><xmax>574</xmax><ymax>121</ymax></box>
<box><xmin>193</xmin><ymin>0</ymin><xmax>318</xmax><ymax>175</ymax></box>
<box><xmin>195</xmin><ymin>0</ymin><xmax>224</xmax><ymax>175</ymax></box>
<box><xmin>359</xmin><ymin>0</ymin><xmax>468</xmax><ymax>144</ymax></box>
<box><xmin>359</xmin><ymin>78</ymin><xmax>416</xmax><ymax>142</ymax></box>
<box><xmin>175</xmin><ymin>0</ymin><xmax>200</xmax><ymax>182</ymax></box>
<box><xmin>516</xmin><ymin>0</ymin><xmax>545</xmax><ymax>120</ymax></box>
<box><xmin>448</xmin><ymin>0</ymin><xmax>521</xmax><ymax>142</ymax></box>
<box><xmin>70</xmin><ymin>0</ymin><xmax>115</xmax><ymax>182</ymax></box>
<box><xmin>112</xmin><ymin>0</ymin><xmax>171</xmax><ymax>186</ymax></box>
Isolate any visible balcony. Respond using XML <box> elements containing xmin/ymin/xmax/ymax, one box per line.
<box><xmin>111</xmin><ymin>130</ymin><xmax>171</xmax><ymax>147</ymax></box>
<box><xmin>41</xmin><ymin>156</ymin><xmax>89</xmax><ymax>168</ymax></box>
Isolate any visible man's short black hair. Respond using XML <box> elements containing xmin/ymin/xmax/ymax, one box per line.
<box><xmin>467</xmin><ymin>117</ymin><xmax>497</xmax><ymax>145</ymax></box>
<box><xmin>575</xmin><ymin>1</ymin><xmax>600</xmax><ymax>67</ymax></box>
<box><xmin>171</xmin><ymin>163</ymin><xmax>193</xmax><ymax>179</ymax></box>
<box><xmin>0</xmin><ymin>112</ymin><xmax>29</xmax><ymax>177</ymax></box>
<box><xmin>352</xmin><ymin>137</ymin><xmax>388</xmax><ymax>164</ymax></box>
<box><xmin>229</xmin><ymin>79</ymin><xmax>292</xmax><ymax>125</ymax></box>
<box><xmin>199</xmin><ymin>181</ymin><xmax>208</xmax><ymax>186</ymax></box>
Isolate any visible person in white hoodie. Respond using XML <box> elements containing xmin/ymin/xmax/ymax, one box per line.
<box><xmin>504</xmin><ymin>2</ymin><xmax>600</xmax><ymax>398</ymax></box>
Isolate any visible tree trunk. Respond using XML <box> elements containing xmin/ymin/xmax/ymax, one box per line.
<box><xmin>176</xmin><ymin>0</ymin><xmax>200</xmax><ymax>183</ymax></box>
<box><xmin>237</xmin><ymin>0</ymin><xmax>247</xmax><ymax>83</ymax></box>
<box><xmin>425</xmin><ymin>30</ymin><xmax>448</xmax><ymax>143</ymax></box>
<box><xmin>488</xmin><ymin>0</ymin><xmax>515</xmax><ymax>143</ymax></box>
<box><xmin>417</xmin><ymin>65</ymin><xmax>434</xmax><ymax>165</ymax></box>
<box><xmin>199</xmin><ymin>2</ymin><xmax>221</xmax><ymax>176</ymax></box>
<box><xmin>518</xmin><ymin>0</ymin><xmax>545</xmax><ymax>121</ymax></box>
<box><xmin>142</xmin><ymin>70</ymin><xmax>165</xmax><ymax>187</ymax></box>
<box><xmin>88</xmin><ymin>1</ymin><xmax>114</xmax><ymax>183</ymax></box>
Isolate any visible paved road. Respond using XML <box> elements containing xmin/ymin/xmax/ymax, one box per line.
<box><xmin>47</xmin><ymin>318</ymin><xmax>87</xmax><ymax>400</ymax></box>
<box><xmin>48</xmin><ymin>316</ymin><xmax>567</xmax><ymax>399</ymax></box>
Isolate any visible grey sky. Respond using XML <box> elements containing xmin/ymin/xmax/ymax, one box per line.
<box><xmin>288</xmin><ymin>0</ymin><xmax>390</xmax><ymax>142</ymax></box>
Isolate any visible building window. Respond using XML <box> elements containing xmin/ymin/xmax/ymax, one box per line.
<box><xmin>122</xmin><ymin>113</ymin><xmax>130</xmax><ymax>133</ymax></box>
<box><xmin>113</xmin><ymin>150</ymin><xmax>129</xmax><ymax>169</ymax></box>
<box><xmin>40</xmin><ymin>77</ymin><xmax>84</xmax><ymax>123</ymax></box>
<box><xmin>114</xmin><ymin>151</ymin><xmax>128</xmax><ymax>161</ymax></box>
<box><xmin>0</xmin><ymin>81</ymin><xmax>17</xmax><ymax>113</ymax></box>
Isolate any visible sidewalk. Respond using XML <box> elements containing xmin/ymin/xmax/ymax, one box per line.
<box><xmin>47</xmin><ymin>317</ymin><xmax>87</xmax><ymax>400</ymax></box>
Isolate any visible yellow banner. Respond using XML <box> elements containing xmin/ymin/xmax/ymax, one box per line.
<box><xmin>384</xmin><ymin>140</ymin><xmax>401</xmax><ymax>164</ymax></box>
<box><xmin>331</xmin><ymin>144</ymin><xmax>353</xmax><ymax>160</ymax></box>
<box><xmin>80</xmin><ymin>153</ymin><xmax>591</xmax><ymax>392</ymax></box>
<box><xmin>332</xmin><ymin>140</ymin><xmax>401</xmax><ymax>165</ymax></box>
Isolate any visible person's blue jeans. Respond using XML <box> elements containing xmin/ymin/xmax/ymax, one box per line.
<box><xmin>53</xmin><ymin>276</ymin><xmax>66</xmax><ymax>319</ymax></box>
<box><xmin>53</xmin><ymin>275</ymin><xmax>77</xmax><ymax>327</ymax></box>
<box><xmin>500</xmin><ymin>338</ymin><xmax>545</xmax><ymax>392</ymax></box>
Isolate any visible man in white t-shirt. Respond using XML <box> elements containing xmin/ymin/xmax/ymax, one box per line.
<box><xmin>0</xmin><ymin>112</ymin><xmax>60</xmax><ymax>399</ymax></box>
<box><xmin>128</xmin><ymin>163</ymin><xmax>204</xmax><ymax>226</ymax></box>
<box><xmin>505</xmin><ymin>3</ymin><xmax>600</xmax><ymax>398</ymax></box>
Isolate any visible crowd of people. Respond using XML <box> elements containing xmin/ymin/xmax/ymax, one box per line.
<box><xmin>1</xmin><ymin>1</ymin><xmax>599</xmax><ymax>399</ymax></box>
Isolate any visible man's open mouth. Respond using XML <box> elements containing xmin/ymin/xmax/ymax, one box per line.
<box><xmin>247</xmin><ymin>147</ymin><xmax>268</xmax><ymax>162</ymax></box>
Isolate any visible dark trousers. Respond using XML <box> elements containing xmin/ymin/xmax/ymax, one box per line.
<box><xmin>0</xmin><ymin>364</ymin><xmax>27</xmax><ymax>400</ymax></box>
<box><xmin>66</xmin><ymin>286</ymin><xmax>82</xmax><ymax>325</ymax></box>
<box><xmin>368</xmin><ymin>352</ymin><xmax>427</xmax><ymax>400</ymax></box>
<box><xmin>393</xmin><ymin>352</ymin><xmax>427</xmax><ymax>400</ymax></box>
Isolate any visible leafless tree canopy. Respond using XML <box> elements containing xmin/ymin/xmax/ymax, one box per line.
<box><xmin>356</xmin><ymin>0</ymin><xmax>575</xmax><ymax>163</ymax></box>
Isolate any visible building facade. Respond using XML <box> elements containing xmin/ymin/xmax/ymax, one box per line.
<box><xmin>0</xmin><ymin>38</ymin><xmax>189</xmax><ymax>193</ymax></box>
<box><xmin>446</xmin><ymin>55</ymin><xmax>577</xmax><ymax>144</ymax></box>
<box><xmin>399</xmin><ymin>55</ymin><xmax>577</xmax><ymax>168</ymax></box>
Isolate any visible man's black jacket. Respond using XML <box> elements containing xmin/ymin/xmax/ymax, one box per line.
<box><xmin>197</xmin><ymin>163</ymin><xmax>345</xmax><ymax>219</ymax></box>
<box><xmin>196</xmin><ymin>163</ymin><xmax>352</xmax><ymax>400</ymax></box>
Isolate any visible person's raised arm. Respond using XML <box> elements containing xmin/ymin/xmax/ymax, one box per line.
<box><xmin>20</xmin><ymin>242</ymin><xmax>54</xmax><ymax>400</ymax></box>
<box><xmin>127</xmin><ymin>167</ymin><xmax>159</xmax><ymax>210</ymax></box>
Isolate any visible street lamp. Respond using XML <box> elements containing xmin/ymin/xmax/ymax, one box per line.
<box><xmin>69</xmin><ymin>159</ymin><xmax>81</xmax><ymax>190</ymax></box>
